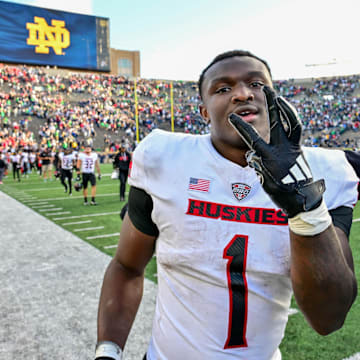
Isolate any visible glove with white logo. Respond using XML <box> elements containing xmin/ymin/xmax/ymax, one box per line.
<box><xmin>229</xmin><ymin>86</ymin><xmax>325</xmax><ymax>219</ymax></box>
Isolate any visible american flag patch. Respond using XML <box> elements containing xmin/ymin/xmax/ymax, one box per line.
<box><xmin>188</xmin><ymin>177</ymin><xmax>210</xmax><ymax>192</ymax></box>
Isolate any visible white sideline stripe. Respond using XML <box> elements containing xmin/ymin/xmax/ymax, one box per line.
<box><xmin>62</xmin><ymin>220</ymin><xmax>92</xmax><ymax>225</ymax></box>
<box><xmin>27</xmin><ymin>202</ymin><xmax>49</xmax><ymax>205</ymax></box>
<box><xmin>24</xmin><ymin>193</ymin><xmax>124</xmax><ymax>202</ymax></box>
<box><xmin>104</xmin><ymin>244</ymin><xmax>117</xmax><ymax>249</ymax></box>
<box><xmin>86</xmin><ymin>233</ymin><xmax>120</xmax><ymax>240</ymax></box>
<box><xmin>288</xmin><ymin>308</ymin><xmax>299</xmax><ymax>316</ymax></box>
<box><xmin>53</xmin><ymin>211</ymin><xmax>119</xmax><ymax>220</ymax></box>
<box><xmin>353</xmin><ymin>218</ymin><xmax>360</xmax><ymax>222</ymax></box>
<box><xmin>343</xmin><ymin>353</ymin><xmax>360</xmax><ymax>360</ymax></box>
<box><xmin>39</xmin><ymin>208</ymin><xmax>63</xmax><ymax>212</ymax></box>
<box><xmin>46</xmin><ymin>211</ymin><xmax>71</xmax><ymax>216</ymax></box>
<box><xmin>26</xmin><ymin>183</ymin><xmax>116</xmax><ymax>192</ymax></box>
<box><xmin>74</xmin><ymin>226</ymin><xmax>104</xmax><ymax>232</ymax></box>
<box><xmin>32</xmin><ymin>204</ymin><xmax>55</xmax><ymax>208</ymax></box>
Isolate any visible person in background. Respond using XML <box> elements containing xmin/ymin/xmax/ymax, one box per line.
<box><xmin>11</xmin><ymin>150</ymin><xmax>21</xmax><ymax>182</ymax></box>
<box><xmin>113</xmin><ymin>142</ymin><xmax>131</xmax><ymax>201</ymax></box>
<box><xmin>95</xmin><ymin>50</ymin><xmax>358</xmax><ymax>360</ymax></box>
<box><xmin>77</xmin><ymin>144</ymin><xmax>101</xmax><ymax>205</ymax></box>
<box><xmin>59</xmin><ymin>146</ymin><xmax>75</xmax><ymax>195</ymax></box>
<box><xmin>0</xmin><ymin>153</ymin><xmax>7</xmax><ymax>184</ymax></box>
<box><xmin>40</xmin><ymin>147</ymin><xmax>52</xmax><ymax>182</ymax></box>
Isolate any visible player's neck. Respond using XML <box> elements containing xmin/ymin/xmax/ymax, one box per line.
<box><xmin>210</xmin><ymin>139</ymin><xmax>248</xmax><ymax>167</ymax></box>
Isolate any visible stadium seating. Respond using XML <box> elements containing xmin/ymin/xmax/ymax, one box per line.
<box><xmin>1</xmin><ymin>63</ymin><xmax>360</xmax><ymax>156</ymax></box>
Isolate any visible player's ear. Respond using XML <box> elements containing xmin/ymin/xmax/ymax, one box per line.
<box><xmin>199</xmin><ymin>104</ymin><xmax>210</xmax><ymax>124</ymax></box>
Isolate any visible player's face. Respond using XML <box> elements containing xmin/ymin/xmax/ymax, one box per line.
<box><xmin>84</xmin><ymin>146</ymin><xmax>92</xmax><ymax>154</ymax></box>
<box><xmin>200</xmin><ymin>56</ymin><xmax>272</xmax><ymax>154</ymax></box>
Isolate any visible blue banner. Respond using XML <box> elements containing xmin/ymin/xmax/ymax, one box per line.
<box><xmin>0</xmin><ymin>1</ymin><xmax>110</xmax><ymax>71</ymax></box>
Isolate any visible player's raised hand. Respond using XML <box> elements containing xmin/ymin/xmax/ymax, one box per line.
<box><xmin>228</xmin><ymin>86</ymin><xmax>325</xmax><ymax>218</ymax></box>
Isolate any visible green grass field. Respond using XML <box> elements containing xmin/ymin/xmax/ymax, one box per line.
<box><xmin>1</xmin><ymin>164</ymin><xmax>359</xmax><ymax>360</ymax></box>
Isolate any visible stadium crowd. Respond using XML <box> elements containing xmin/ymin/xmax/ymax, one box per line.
<box><xmin>0</xmin><ymin>63</ymin><xmax>360</xmax><ymax>181</ymax></box>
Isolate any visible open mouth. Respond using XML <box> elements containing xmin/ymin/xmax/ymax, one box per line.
<box><xmin>233</xmin><ymin>108</ymin><xmax>258</xmax><ymax>122</ymax></box>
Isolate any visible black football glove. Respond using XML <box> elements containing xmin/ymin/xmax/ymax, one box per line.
<box><xmin>98</xmin><ymin>174</ymin><xmax>102</xmax><ymax>180</ymax></box>
<box><xmin>229</xmin><ymin>85</ymin><xmax>325</xmax><ymax>218</ymax></box>
<box><xmin>76</xmin><ymin>174</ymin><xmax>81</xmax><ymax>182</ymax></box>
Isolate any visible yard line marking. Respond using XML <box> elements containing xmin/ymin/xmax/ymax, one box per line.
<box><xmin>39</xmin><ymin>208</ymin><xmax>63</xmax><ymax>212</ymax></box>
<box><xmin>343</xmin><ymin>353</ymin><xmax>360</xmax><ymax>360</ymax></box>
<box><xmin>46</xmin><ymin>211</ymin><xmax>71</xmax><ymax>216</ymax></box>
<box><xmin>26</xmin><ymin>193</ymin><xmax>124</xmax><ymax>201</ymax></box>
<box><xmin>353</xmin><ymin>218</ymin><xmax>360</xmax><ymax>222</ymax></box>
<box><xmin>32</xmin><ymin>204</ymin><xmax>55</xmax><ymax>208</ymax></box>
<box><xmin>104</xmin><ymin>245</ymin><xmax>118</xmax><ymax>249</ymax></box>
<box><xmin>62</xmin><ymin>220</ymin><xmax>92</xmax><ymax>226</ymax></box>
<box><xmin>53</xmin><ymin>211</ymin><xmax>119</xmax><ymax>220</ymax></box>
<box><xmin>288</xmin><ymin>308</ymin><xmax>299</xmax><ymax>316</ymax></box>
<box><xmin>27</xmin><ymin>202</ymin><xmax>49</xmax><ymax>205</ymax></box>
<box><xmin>86</xmin><ymin>233</ymin><xmax>120</xmax><ymax>240</ymax></box>
<box><xmin>26</xmin><ymin>183</ymin><xmax>116</xmax><ymax>192</ymax></box>
<box><xmin>74</xmin><ymin>226</ymin><xmax>105</xmax><ymax>232</ymax></box>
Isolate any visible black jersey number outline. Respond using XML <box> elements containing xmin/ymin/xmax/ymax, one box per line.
<box><xmin>223</xmin><ymin>234</ymin><xmax>248</xmax><ymax>348</ymax></box>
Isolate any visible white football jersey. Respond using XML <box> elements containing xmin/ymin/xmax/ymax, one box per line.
<box><xmin>129</xmin><ymin>130</ymin><xmax>358</xmax><ymax>360</ymax></box>
<box><xmin>79</xmin><ymin>152</ymin><xmax>98</xmax><ymax>174</ymax></box>
<box><xmin>59</xmin><ymin>152</ymin><xmax>75</xmax><ymax>170</ymax></box>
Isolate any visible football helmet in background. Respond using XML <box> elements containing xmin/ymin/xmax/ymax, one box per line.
<box><xmin>74</xmin><ymin>182</ymin><xmax>83</xmax><ymax>192</ymax></box>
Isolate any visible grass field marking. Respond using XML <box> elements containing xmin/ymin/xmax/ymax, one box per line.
<box><xmin>32</xmin><ymin>204</ymin><xmax>56</xmax><ymax>208</ymax></box>
<box><xmin>74</xmin><ymin>226</ymin><xmax>105</xmax><ymax>232</ymax></box>
<box><xmin>46</xmin><ymin>211</ymin><xmax>71</xmax><ymax>216</ymax></box>
<box><xmin>353</xmin><ymin>218</ymin><xmax>360</xmax><ymax>222</ymax></box>
<box><xmin>27</xmin><ymin>202</ymin><xmax>49</xmax><ymax>205</ymax></box>
<box><xmin>343</xmin><ymin>353</ymin><xmax>360</xmax><ymax>360</ymax></box>
<box><xmin>25</xmin><ymin>183</ymin><xmax>117</xmax><ymax>192</ymax></box>
<box><xmin>39</xmin><ymin>208</ymin><xmax>63</xmax><ymax>212</ymax></box>
<box><xmin>86</xmin><ymin>233</ymin><xmax>120</xmax><ymax>240</ymax></box>
<box><xmin>288</xmin><ymin>308</ymin><xmax>299</xmax><ymax>316</ymax></box>
<box><xmin>53</xmin><ymin>211</ymin><xmax>119</xmax><ymax>220</ymax></box>
<box><xmin>104</xmin><ymin>244</ymin><xmax>118</xmax><ymax>249</ymax></box>
<box><xmin>27</xmin><ymin>193</ymin><xmax>122</xmax><ymax>202</ymax></box>
<box><xmin>62</xmin><ymin>220</ymin><xmax>92</xmax><ymax>226</ymax></box>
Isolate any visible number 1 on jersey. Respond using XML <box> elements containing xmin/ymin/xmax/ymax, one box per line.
<box><xmin>223</xmin><ymin>234</ymin><xmax>249</xmax><ymax>348</ymax></box>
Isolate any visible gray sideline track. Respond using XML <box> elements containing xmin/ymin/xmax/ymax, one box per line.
<box><xmin>0</xmin><ymin>191</ymin><xmax>156</xmax><ymax>360</ymax></box>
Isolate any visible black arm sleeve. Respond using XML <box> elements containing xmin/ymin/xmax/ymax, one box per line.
<box><xmin>329</xmin><ymin>206</ymin><xmax>353</xmax><ymax>239</ymax></box>
<box><xmin>344</xmin><ymin>150</ymin><xmax>360</xmax><ymax>178</ymax></box>
<box><xmin>344</xmin><ymin>150</ymin><xmax>360</xmax><ymax>199</ymax></box>
<box><xmin>127</xmin><ymin>186</ymin><xmax>159</xmax><ymax>237</ymax></box>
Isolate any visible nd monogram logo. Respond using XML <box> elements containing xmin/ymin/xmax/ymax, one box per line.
<box><xmin>26</xmin><ymin>16</ymin><xmax>70</xmax><ymax>55</ymax></box>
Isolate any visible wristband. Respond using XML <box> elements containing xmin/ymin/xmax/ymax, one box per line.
<box><xmin>95</xmin><ymin>341</ymin><xmax>122</xmax><ymax>360</ymax></box>
<box><xmin>288</xmin><ymin>200</ymin><xmax>332</xmax><ymax>236</ymax></box>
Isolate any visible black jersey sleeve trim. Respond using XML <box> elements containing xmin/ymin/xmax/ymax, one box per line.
<box><xmin>344</xmin><ymin>150</ymin><xmax>360</xmax><ymax>178</ymax></box>
<box><xmin>128</xmin><ymin>186</ymin><xmax>159</xmax><ymax>237</ymax></box>
<box><xmin>329</xmin><ymin>206</ymin><xmax>353</xmax><ymax>239</ymax></box>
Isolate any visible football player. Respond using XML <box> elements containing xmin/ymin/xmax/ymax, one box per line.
<box><xmin>59</xmin><ymin>146</ymin><xmax>75</xmax><ymax>195</ymax></box>
<box><xmin>76</xmin><ymin>143</ymin><xmax>101</xmax><ymax>205</ymax></box>
<box><xmin>113</xmin><ymin>142</ymin><xmax>131</xmax><ymax>201</ymax></box>
<box><xmin>95</xmin><ymin>50</ymin><xmax>358</xmax><ymax>360</ymax></box>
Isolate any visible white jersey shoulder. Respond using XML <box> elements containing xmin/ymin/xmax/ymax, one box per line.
<box><xmin>303</xmin><ymin>146</ymin><xmax>358</xmax><ymax>209</ymax></box>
